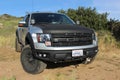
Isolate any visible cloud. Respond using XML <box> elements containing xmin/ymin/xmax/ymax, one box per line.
<box><xmin>93</xmin><ymin>0</ymin><xmax>120</xmax><ymax>20</ymax></box>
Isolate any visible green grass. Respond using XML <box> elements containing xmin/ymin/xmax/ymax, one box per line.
<box><xmin>0</xmin><ymin>14</ymin><xmax>21</xmax><ymax>48</ymax></box>
<box><xmin>1</xmin><ymin>76</ymin><xmax>16</xmax><ymax>80</ymax></box>
<box><xmin>0</xmin><ymin>16</ymin><xmax>21</xmax><ymax>36</ymax></box>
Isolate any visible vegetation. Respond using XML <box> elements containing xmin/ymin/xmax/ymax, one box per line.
<box><xmin>58</xmin><ymin>7</ymin><xmax>108</xmax><ymax>30</ymax></box>
<box><xmin>107</xmin><ymin>19</ymin><xmax>120</xmax><ymax>41</ymax></box>
<box><xmin>1</xmin><ymin>76</ymin><xmax>16</xmax><ymax>80</ymax></box>
<box><xmin>0</xmin><ymin>14</ymin><xmax>21</xmax><ymax>48</ymax></box>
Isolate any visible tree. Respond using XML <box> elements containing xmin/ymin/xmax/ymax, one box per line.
<box><xmin>58</xmin><ymin>7</ymin><xmax>108</xmax><ymax>30</ymax></box>
<box><xmin>107</xmin><ymin>19</ymin><xmax>120</xmax><ymax>40</ymax></box>
<box><xmin>58</xmin><ymin>9</ymin><xmax>66</xmax><ymax>14</ymax></box>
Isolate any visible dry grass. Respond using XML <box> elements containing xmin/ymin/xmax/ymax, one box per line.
<box><xmin>0</xmin><ymin>35</ymin><xmax>15</xmax><ymax>48</ymax></box>
<box><xmin>99</xmin><ymin>31</ymin><xmax>117</xmax><ymax>49</ymax></box>
<box><xmin>43</xmin><ymin>69</ymin><xmax>78</xmax><ymax>80</ymax></box>
<box><xmin>0</xmin><ymin>16</ymin><xmax>21</xmax><ymax>48</ymax></box>
<box><xmin>97</xmin><ymin>30</ymin><xmax>120</xmax><ymax>57</ymax></box>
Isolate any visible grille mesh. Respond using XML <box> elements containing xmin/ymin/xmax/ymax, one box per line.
<box><xmin>51</xmin><ymin>33</ymin><xmax>93</xmax><ymax>47</ymax></box>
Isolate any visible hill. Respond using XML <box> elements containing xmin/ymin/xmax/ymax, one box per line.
<box><xmin>0</xmin><ymin>14</ymin><xmax>21</xmax><ymax>48</ymax></box>
<box><xmin>0</xmin><ymin>14</ymin><xmax>120</xmax><ymax>80</ymax></box>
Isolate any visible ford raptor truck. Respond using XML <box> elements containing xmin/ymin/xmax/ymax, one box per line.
<box><xmin>15</xmin><ymin>12</ymin><xmax>98</xmax><ymax>74</ymax></box>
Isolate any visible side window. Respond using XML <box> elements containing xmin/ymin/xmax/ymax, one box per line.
<box><xmin>23</xmin><ymin>15</ymin><xmax>27</xmax><ymax>21</ymax></box>
<box><xmin>25</xmin><ymin>15</ymin><xmax>30</xmax><ymax>27</ymax></box>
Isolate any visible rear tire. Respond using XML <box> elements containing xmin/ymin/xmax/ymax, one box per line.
<box><xmin>15</xmin><ymin>37</ymin><xmax>21</xmax><ymax>52</ymax></box>
<box><xmin>21</xmin><ymin>45</ymin><xmax>47</xmax><ymax>74</ymax></box>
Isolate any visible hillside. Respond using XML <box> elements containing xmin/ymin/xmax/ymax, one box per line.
<box><xmin>0</xmin><ymin>14</ymin><xmax>120</xmax><ymax>80</ymax></box>
<box><xmin>0</xmin><ymin>14</ymin><xmax>21</xmax><ymax>48</ymax></box>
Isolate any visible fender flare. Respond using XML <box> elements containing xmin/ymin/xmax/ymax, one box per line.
<box><xmin>25</xmin><ymin>32</ymin><xmax>35</xmax><ymax>51</ymax></box>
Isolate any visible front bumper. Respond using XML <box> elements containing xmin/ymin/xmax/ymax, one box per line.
<box><xmin>33</xmin><ymin>46</ymin><xmax>98</xmax><ymax>63</ymax></box>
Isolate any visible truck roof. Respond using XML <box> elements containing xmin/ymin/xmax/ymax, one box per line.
<box><xmin>26</xmin><ymin>12</ymin><xmax>64</xmax><ymax>15</ymax></box>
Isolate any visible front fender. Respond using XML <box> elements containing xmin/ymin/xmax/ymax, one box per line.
<box><xmin>25</xmin><ymin>32</ymin><xmax>35</xmax><ymax>50</ymax></box>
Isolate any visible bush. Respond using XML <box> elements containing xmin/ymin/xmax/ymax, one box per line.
<box><xmin>58</xmin><ymin>7</ymin><xmax>108</xmax><ymax>30</ymax></box>
<box><xmin>112</xmin><ymin>22</ymin><xmax>120</xmax><ymax>41</ymax></box>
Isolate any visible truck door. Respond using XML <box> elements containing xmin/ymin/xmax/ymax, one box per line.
<box><xmin>18</xmin><ymin>15</ymin><xmax>30</xmax><ymax>46</ymax></box>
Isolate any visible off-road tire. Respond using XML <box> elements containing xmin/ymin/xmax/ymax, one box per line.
<box><xmin>21</xmin><ymin>45</ymin><xmax>47</xmax><ymax>74</ymax></box>
<box><xmin>15</xmin><ymin>37</ymin><xmax>21</xmax><ymax>52</ymax></box>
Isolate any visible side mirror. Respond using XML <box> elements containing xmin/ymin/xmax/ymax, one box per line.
<box><xmin>31</xmin><ymin>19</ymin><xmax>35</xmax><ymax>25</ymax></box>
<box><xmin>76</xmin><ymin>21</ymin><xmax>80</xmax><ymax>25</ymax></box>
<box><xmin>18</xmin><ymin>21</ymin><xmax>26</xmax><ymax>27</ymax></box>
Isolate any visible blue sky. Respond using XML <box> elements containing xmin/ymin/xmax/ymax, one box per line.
<box><xmin>0</xmin><ymin>0</ymin><xmax>120</xmax><ymax>20</ymax></box>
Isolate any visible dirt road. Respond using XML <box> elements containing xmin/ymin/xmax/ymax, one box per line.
<box><xmin>0</xmin><ymin>48</ymin><xmax>120</xmax><ymax>80</ymax></box>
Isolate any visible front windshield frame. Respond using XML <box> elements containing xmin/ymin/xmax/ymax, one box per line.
<box><xmin>30</xmin><ymin>13</ymin><xmax>75</xmax><ymax>25</ymax></box>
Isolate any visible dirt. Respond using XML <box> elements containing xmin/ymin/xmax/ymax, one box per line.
<box><xmin>0</xmin><ymin>48</ymin><xmax>120</xmax><ymax>80</ymax></box>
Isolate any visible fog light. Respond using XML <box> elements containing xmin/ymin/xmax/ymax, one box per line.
<box><xmin>43</xmin><ymin>54</ymin><xmax>46</xmax><ymax>57</ymax></box>
<box><xmin>86</xmin><ymin>58</ymin><xmax>91</xmax><ymax>62</ymax></box>
<box><xmin>39</xmin><ymin>54</ymin><xmax>42</xmax><ymax>57</ymax></box>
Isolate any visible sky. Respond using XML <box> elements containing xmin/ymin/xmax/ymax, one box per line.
<box><xmin>0</xmin><ymin>0</ymin><xmax>120</xmax><ymax>20</ymax></box>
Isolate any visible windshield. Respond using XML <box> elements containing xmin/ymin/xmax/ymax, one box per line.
<box><xmin>31</xmin><ymin>13</ymin><xmax>75</xmax><ymax>25</ymax></box>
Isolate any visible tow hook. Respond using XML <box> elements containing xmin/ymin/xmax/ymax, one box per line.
<box><xmin>86</xmin><ymin>58</ymin><xmax>91</xmax><ymax>62</ymax></box>
<box><xmin>84</xmin><ymin>57</ymin><xmax>92</xmax><ymax>64</ymax></box>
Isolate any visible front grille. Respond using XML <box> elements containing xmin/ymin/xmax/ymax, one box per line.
<box><xmin>51</xmin><ymin>33</ymin><xmax>93</xmax><ymax>47</ymax></box>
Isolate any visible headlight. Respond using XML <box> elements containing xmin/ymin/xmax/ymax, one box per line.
<box><xmin>37</xmin><ymin>34</ymin><xmax>51</xmax><ymax>42</ymax></box>
<box><xmin>37</xmin><ymin>34</ymin><xmax>51</xmax><ymax>46</ymax></box>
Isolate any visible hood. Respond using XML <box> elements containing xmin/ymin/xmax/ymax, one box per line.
<box><xmin>33</xmin><ymin>24</ymin><xmax>93</xmax><ymax>34</ymax></box>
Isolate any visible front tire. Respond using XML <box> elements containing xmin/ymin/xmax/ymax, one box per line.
<box><xmin>21</xmin><ymin>45</ymin><xmax>47</xmax><ymax>74</ymax></box>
